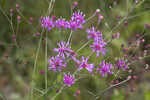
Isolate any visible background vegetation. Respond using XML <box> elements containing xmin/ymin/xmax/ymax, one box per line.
<box><xmin>0</xmin><ymin>0</ymin><xmax>150</xmax><ymax>100</ymax></box>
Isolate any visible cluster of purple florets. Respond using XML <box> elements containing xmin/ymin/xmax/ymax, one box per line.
<box><xmin>41</xmin><ymin>10</ymin><xmax>128</xmax><ymax>87</ymax></box>
<box><xmin>116</xmin><ymin>59</ymin><xmax>128</xmax><ymax>70</ymax></box>
<box><xmin>86</xmin><ymin>27</ymin><xmax>107</xmax><ymax>56</ymax></box>
<box><xmin>41</xmin><ymin>11</ymin><xmax>85</xmax><ymax>31</ymax></box>
<box><xmin>64</xmin><ymin>74</ymin><xmax>75</xmax><ymax>87</ymax></box>
<box><xmin>41</xmin><ymin>16</ymin><xmax>55</xmax><ymax>31</ymax></box>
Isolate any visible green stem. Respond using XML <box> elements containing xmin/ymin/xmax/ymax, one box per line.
<box><xmin>45</xmin><ymin>31</ymin><xmax>48</xmax><ymax>99</ymax></box>
<box><xmin>30</xmin><ymin>29</ymin><xmax>44</xmax><ymax>100</ymax></box>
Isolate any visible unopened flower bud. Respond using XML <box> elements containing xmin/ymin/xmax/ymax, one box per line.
<box><xmin>141</xmin><ymin>39</ymin><xmax>145</xmax><ymax>43</ymax></box>
<box><xmin>143</xmin><ymin>50</ymin><xmax>147</xmax><ymax>56</ymax></box>
<box><xmin>29</xmin><ymin>17</ymin><xmax>33</xmax><ymax>24</ymax></box>
<box><xmin>144</xmin><ymin>24</ymin><xmax>150</xmax><ymax>29</ymax></box>
<box><xmin>74</xmin><ymin>90</ymin><xmax>80</xmax><ymax>96</ymax></box>
<box><xmin>123</xmin><ymin>48</ymin><xmax>129</xmax><ymax>52</ymax></box>
<box><xmin>10</xmin><ymin>8</ymin><xmax>14</xmax><ymax>16</ymax></box>
<box><xmin>132</xmin><ymin>75</ymin><xmax>137</xmax><ymax>80</ymax></box>
<box><xmin>12</xmin><ymin>34</ymin><xmax>16</xmax><ymax>40</ymax></box>
<box><xmin>17</xmin><ymin>16</ymin><xmax>21</xmax><ymax>23</ymax></box>
<box><xmin>116</xmin><ymin>16</ymin><xmax>121</xmax><ymax>20</ymax></box>
<box><xmin>96</xmin><ymin>9</ymin><xmax>100</xmax><ymax>13</ymax></box>
<box><xmin>16</xmin><ymin>4</ymin><xmax>20</xmax><ymax>10</ymax></box>
<box><xmin>124</xmin><ymin>21</ymin><xmax>128</xmax><ymax>26</ymax></box>
<box><xmin>24</xmin><ymin>62</ymin><xmax>28</xmax><ymax>66</ymax></box>
<box><xmin>136</xmin><ymin>34</ymin><xmax>140</xmax><ymax>39</ymax></box>
<box><xmin>115</xmin><ymin>80</ymin><xmax>119</xmax><ymax>84</ymax></box>
<box><xmin>40</xmin><ymin>69</ymin><xmax>45</xmax><ymax>75</ymax></box>
<box><xmin>130</xmin><ymin>87</ymin><xmax>136</xmax><ymax>92</ymax></box>
<box><xmin>98</xmin><ymin>14</ymin><xmax>103</xmax><ymax>20</ymax></box>
<box><xmin>52</xmin><ymin>15</ymin><xmax>56</xmax><ymax>20</ymax></box>
<box><xmin>73</xmin><ymin>1</ymin><xmax>78</xmax><ymax>7</ymax></box>
<box><xmin>33</xmin><ymin>32</ymin><xmax>40</xmax><ymax>37</ymax></box>
<box><xmin>128</xmin><ymin>76</ymin><xmax>132</xmax><ymax>80</ymax></box>
<box><xmin>56</xmin><ymin>89</ymin><xmax>59</xmax><ymax>93</ymax></box>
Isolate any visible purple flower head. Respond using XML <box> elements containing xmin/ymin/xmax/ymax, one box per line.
<box><xmin>54</xmin><ymin>41</ymin><xmax>73</xmax><ymax>58</ymax></box>
<box><xmin>71</xmin><ymin>11</ymin><xmax>85</xmax><ymax>24</ymax></box>
<box><xmin>90</xmin><ymin>40</ymin><xmax>106</xmax><ymax>57</ymax></box>
<box><xmin>64</xmin><ymin>74</ymin><xmax>75</xmax><ymax>87</ymax></box>
<box><xmin>69</xmin><ymin>21</ymin><xmax>82</xmax><ymax>30</ymax></box>
<box><xmin>94</xmin><ymin>32</ymin><xmax>104</xmax><ymax>43</ymax></box>
<box><xmin>116</xmin><ymin>59</ymin><xmax>128</xmax><ymax>70</ymax></box>
<box><xmin>78</xmin><ymin>56</ymin><xmax>94</xmax><ymax>72</ymax></box>
<box><xmin>41</xmin><ymin>16</ymin><xmax>55</xmax><ymax>31</ymax></box>
<box><xmin>90</xmin><ymin>31</ymin><xmax>106</xmax><ymax>57</ymax></box>
<box><xmin>97</xmin><ymin>60</ymin><xmax>112</xmax><ymax>77</ymax></box>
<box><xmin>69</xmin><ymin>11</ymin><xmax>86</xmax><ymax>30</ymax></box>
<box><xmin>48</xmin><ymin>56</ymin><xmax>66</xmax><ymax>72</ymax></box>
<box><xmin>86</xmin><ymin>27</ymin><xmax>101</xmax><ymax>39</ymax></box>
<box><xmin>55</xmin><ymin>18</ymin><xmax>70</xmax><ymax>29</ymax></box>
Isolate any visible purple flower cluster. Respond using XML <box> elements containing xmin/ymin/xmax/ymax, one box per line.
<box><xmin>46</xmin><ymin>9</ymin><xmax>133</xmax><ymax>88</ymax></box>
<box><xmin>48</xmin><ymin>39</ymin><xmax>128</xmax><ymax>85</ymax></box>
<box><xmin>77</xmin><ymin>56</ymin><xmax>94</xmax><ymax>72</ymax></box>
<box><xmin>116</xmin><ymin>59</ymin><xmax>128</xmax><ymax>70</ymax></box>
<box><xmin>41</xmin><ymin>11</ymin><xmax>85</xmax><ymax>31</ymax></box>
<box><xmin>64</xmin><ymin>74</ymin><xmax>75</xmax><ymax>87</ymax></box>
<box><xmin>55</xmin><ymin>18</ymin><xmax>70</xmax><ymax>29</ymax></box>
<box><xmin>90</xmin><ymin>40</ymin><xmax>106</xmax><ymax>56</ymax></box>
<box><xmin>53</xmin><ymin>41</ymin><xmax>73</xmax><ymax>58</ymax></box>
<box><xmin>69</xmin><ymin>11</ymin><xmax>85</xmax><ymax>30</ymax></box>
<box><xmin>48</xmin><ymin>41</ymin><xmax>77</xmax><ymax>72</ymax></box>
<box><xmin>97</xmin><ymin>60</ymin><xmax>112</xmax><ymax>77</ymax></box>
<box><xmin>86</xmin><ymin>27</ymin><xmax>101</xmax><ymax>39</ymax></box>
<box><xmin>86</xmin><ymin>27</ymin><xmax>106</xmax><ymax>57</ymax></box>
<box><xmin>41</xmin><ymin>16</ymin><xmax>55</xmax><ymax>31</ymax></box>
<box><xmin>48</xmin><ymin>56</ymin><xmax>66</xmax><ymax>72</ymax></box>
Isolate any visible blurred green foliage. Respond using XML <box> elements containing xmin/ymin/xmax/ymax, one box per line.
<box><xmin>0</xmin><ymin>0</ymin><xmax>150</xmax><ymax>100</ymax></box>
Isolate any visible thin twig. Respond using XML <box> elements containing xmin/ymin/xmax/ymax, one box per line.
<box><xmin>45</xmin><ymin>31</ymin><xmax>48</xmax><ymax>99</ymax></box>
<box><xmin>67</xmin><ymin>30</ymin><xmax>73</xmax><ymax>44</ymax></box>
<box><xmin>17</xmin><ymin>10</ymin><xmax>38</xmax><ymax>33</ymax></box>
<box><xmin>95</xmin><ymin>78</ymin><xmax>131</xmax><ymax>100</ymax></box>
<box><xmin>76</xmin><ymin>40</ymin><xmax>91</xmax><ymax>53</ymax></box>
<box><xmin>51</xmin><ymin>84</ymin><xmax>65</xmax><ymax>100</ymax></box>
